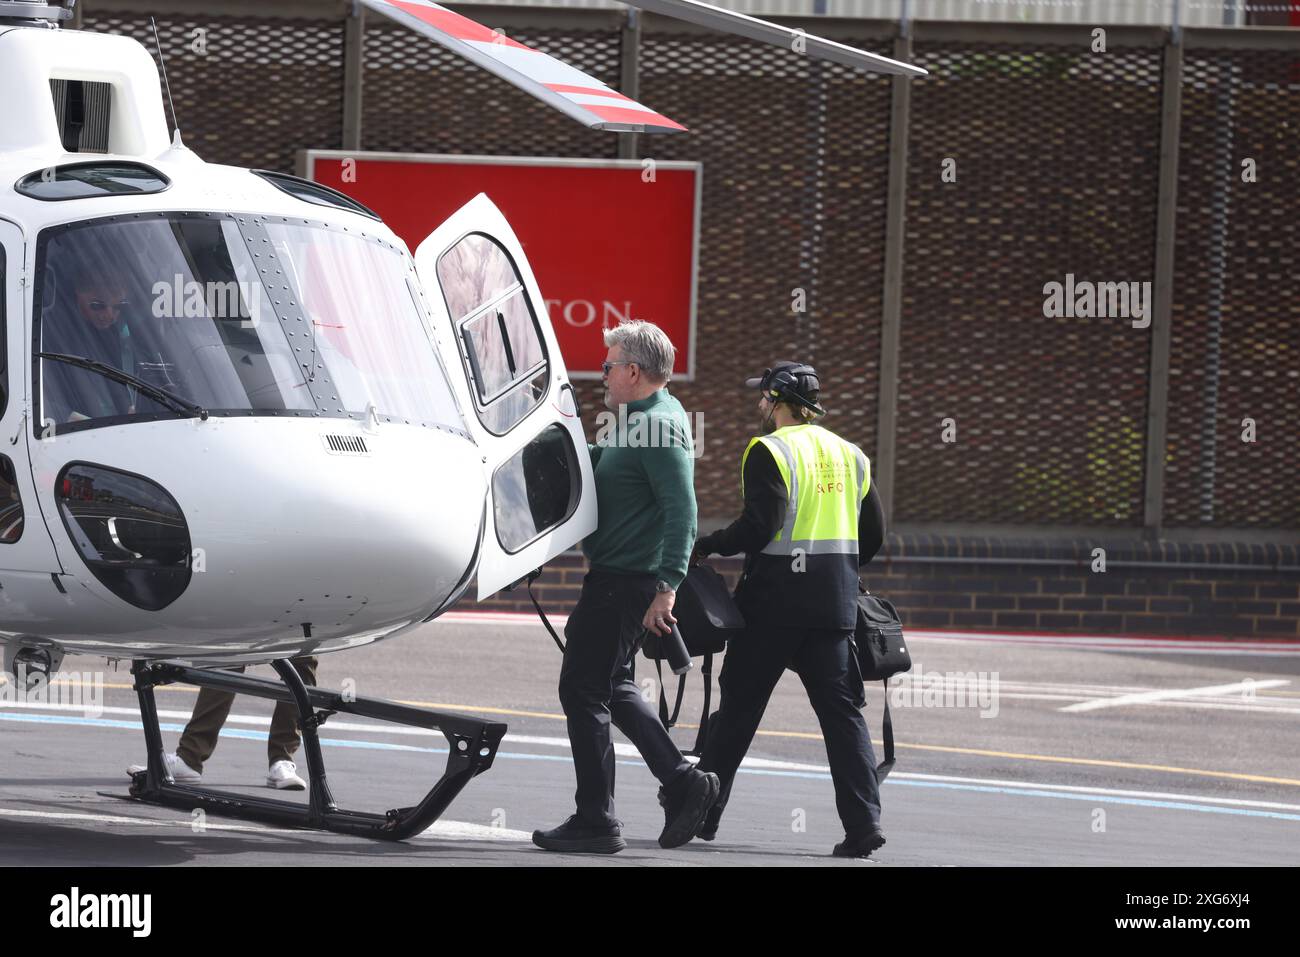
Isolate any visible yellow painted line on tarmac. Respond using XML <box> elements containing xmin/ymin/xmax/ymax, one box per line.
<box><xmin>51</xmin><ymin>680</ymin><xmax>203</xmax><ymax>694</ymax></box>
<box><xmin>36</xmin><ymin>680</ymin><xmax>1300</xmax><ymax>788</ymax></box>
<box><xmin>402</xmin><ymin>704</ymin><xmax>1300</xmax><ymax>788</ymax></box>
<box><xmin>392</xmin><ymin>699</ymin><xmax>575</xmax><ymax>721</ymax></box>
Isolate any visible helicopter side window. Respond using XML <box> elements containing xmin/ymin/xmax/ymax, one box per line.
<box><xmin>437</xmin><ymin>234</ymin><xmax>548</xmax><ymax>436</ymax></box>
<box><xmin>0</xmin><ymin>456</ymin><xmax>24</xmax><ymax>544</ymax></box>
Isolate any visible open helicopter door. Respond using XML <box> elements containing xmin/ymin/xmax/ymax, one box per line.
<box><xmin>414</xmin><ymin>194</ymin><xmax>596</xmax><ymax>600</ymax></box>
<box><xmin>0</xmin><ymin>219</ymin><xmax>61</xmax><ymax>576</ymax></box>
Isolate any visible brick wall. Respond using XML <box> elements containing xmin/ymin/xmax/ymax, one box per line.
<box><xmin>473</xmin><ymin>536</ymin><xmax>1300</xmax><ymax>639</ymax></box>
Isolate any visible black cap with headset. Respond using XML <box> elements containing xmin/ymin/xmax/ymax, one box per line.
<box><xmin>745</xmin><ymin>361</ymin><xmax>826</xmax><ymax>417</ymax></box>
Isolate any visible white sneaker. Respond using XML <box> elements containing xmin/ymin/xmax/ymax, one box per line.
<box><xmin>126</xmin><ymin>751</ymin><xmax>202</xmax><ymax>783</ymax></box>
<box><xmin>267</xmin><ymin>760</ymin><xmax>306</xmax><ymax>790</ymax></box>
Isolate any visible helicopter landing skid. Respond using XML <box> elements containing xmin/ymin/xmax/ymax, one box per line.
<box><xmin>123</xmin><ymin>659</ymin><xmax>507</xmax><ymax>841</ymax></box>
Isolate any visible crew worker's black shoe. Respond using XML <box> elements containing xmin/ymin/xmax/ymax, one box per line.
<box><xmin>656</xmin><ymin>768</ymin><xmax>720</xmax><ymax>849</ymax></box>
<box><xmin>532</xmin><ymin>814</ymin><xmax>626</xmax><ymax>854</ymax></box>
<box><xmin>832</xmin><ymin>827</ymin><xmax>886</xmax><ymax>858</ymax></box>
<box><xmin>697</xmin><ymin>803</ymin><xmax>722</xmax><ymax>842</ymax></box>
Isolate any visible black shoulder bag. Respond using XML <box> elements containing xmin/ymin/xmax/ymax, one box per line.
<box><xmin>642</xmin><ymin>564</ymin><xmax>744</xmax><ymax>756</ymax></box>
<box><xmin>850</xmin><ymin>581</ymin><xmax>911</xmax><ymax>781</ymax></box>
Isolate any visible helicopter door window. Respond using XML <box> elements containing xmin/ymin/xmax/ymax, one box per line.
<box><xmin>1</xmin><ymin>246</ymin><xmax>6</xmax><ymax>418</ymax></box>
<box><xmin>491</xmin><ymin>424</ymin><xmax>580</xmax><ymax>553</ymax></box>
<box><xmin>0</xmin><ymin>456</ymin><xmax>24</xmax><ymax>544</ymax></box>
<box><xmin>437</xmin><ymin>233</ymin><xmax>549</xmax><ymax>436</ymax></box>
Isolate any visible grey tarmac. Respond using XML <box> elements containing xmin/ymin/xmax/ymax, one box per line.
<box><xmin>0</xmin><ymin>615</ymin><xmax>1296</xmax><ymax>867</ymax></box>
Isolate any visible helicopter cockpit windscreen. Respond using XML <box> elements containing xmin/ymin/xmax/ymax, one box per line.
<box><xmin>36</xmin><ymin>214</ymin><xmax>462</xmax><ymax>435</ymax></box>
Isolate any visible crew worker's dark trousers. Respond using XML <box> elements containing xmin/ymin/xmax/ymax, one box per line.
<box><xmin>698</xmin><ymin>625</ymin><xmax>882</xmax><ymax>834</ymax></box>
<box><xmin>559</xmin><ymin>570</ymin><xmax>691</xmax><ymax>826</ymax></box>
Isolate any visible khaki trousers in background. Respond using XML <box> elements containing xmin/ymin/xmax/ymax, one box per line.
<box><xmin>176</xmin><ymin>657</ymin><xmax>319</xmax><ymax>773</ymax></box>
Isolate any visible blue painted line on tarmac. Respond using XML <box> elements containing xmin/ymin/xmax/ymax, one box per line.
<box><xmin>881</xmin><ymin>778</ymin><xmax>1300</xmax><ymax>822</ymax></box>
<box><xmin>4</xmin><ymin>711</ymin><xmax>1300</xmax><ymax>823</ymax></box>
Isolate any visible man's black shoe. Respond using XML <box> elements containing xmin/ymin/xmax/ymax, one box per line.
<box><xmin>832</xmin><ymin>827</ymin><xmax>886</xmax><ymax>858</ymax></box>
<box><xmin>656</xmin><ymin>768</ymin><xmax>720</xmax><ymax>849</ymax></box>
<box><xmin>532</xmin><ymin>814</ymin><xmax>626</xmax><ymax>854</ymax></box>
<box><xmin>697</xmin><ymin>803</ymin><xmax>722</xmax><ymax>842</ymax></box>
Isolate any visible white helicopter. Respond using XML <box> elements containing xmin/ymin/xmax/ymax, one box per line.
<box><xmin>0</xmin><ymin>0</ymin><xmax>923</xmax><ymax>838</ymax></box>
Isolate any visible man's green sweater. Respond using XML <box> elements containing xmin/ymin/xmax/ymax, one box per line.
<box><xmin>582</xmin><ymin>387</ymin><xmax>697</xmax><ymax>590</ymax></box>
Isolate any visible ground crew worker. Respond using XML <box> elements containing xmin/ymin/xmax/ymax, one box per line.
<box><xmin>691</xmin><ymin>361</ymin><xmax>888</xmax><ymax>857</ymax></box>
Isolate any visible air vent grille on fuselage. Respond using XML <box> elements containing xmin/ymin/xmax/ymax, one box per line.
<box><xmin>323</xmin><ymin>434</ymin><xmax>369</xmax><ymax>455</ymax></box>
<box><xmin>49</xmin><ymin>79</ymin><xmax>112</xmax><ymax>153</ymax></box>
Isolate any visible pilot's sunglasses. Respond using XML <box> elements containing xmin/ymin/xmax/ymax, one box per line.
<box><xmin>88</xmin><ymin>300</ymin><xmax>129</xmax><ymax>314</ymax></box>
<box><xmin>601</xmin><ymin>360</ymin><xmax>635</xmax><ymax>376</ymax></box>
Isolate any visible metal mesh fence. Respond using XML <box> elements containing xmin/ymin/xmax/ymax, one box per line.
<box><xmin>1165</xmin><ymin>49</ymin><xmax>1300</xmax><ymax>528</ymax></box>
<box><xmin>79</xmin><ymin>9</ymin><xmax>345</xmax><ymax>172</ymax></box>
<box><xmin>895</xmin><ymin>41</ymin><xmax>1163</xmax><ymax>525</ymax></box>
<box><xmin>636</xmin><ymin>29</ymin><xmax>894</xmax><ymax>518</ymax></box>
<box><xmin>67</xmin><ymin>6</ymin><xmax>1300</xmax><ymax>532</ymax></box>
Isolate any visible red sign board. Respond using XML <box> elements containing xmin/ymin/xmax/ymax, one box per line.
<box><xmin>301</xmin><ymin>152</ymin><xmax>700</xmax><ymax>378</ymax></box>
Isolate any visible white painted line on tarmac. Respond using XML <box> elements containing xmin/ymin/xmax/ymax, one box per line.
<box><xmin>1060</xmin><ymin>679</ymin><xmax>1291</xmax><ymax>712</ymax></box>
<box><xmin>16</xmin><ymin>674</ymin><xmax>1300</xmax><ymax>716</ymax></box>
<box><xmin>0</xmin><ymin>806</ymin><xmax>301</xmax><ymax>833</ymax></box>
<box><xmin>0</xmin><ymin>805</ymin><xmax>530</xmax><ymax>843</ymax></box>
<box><xmin>423</xmin><ymin>820</ymin><xmax>533</xmax><ymax>842</ymax></box>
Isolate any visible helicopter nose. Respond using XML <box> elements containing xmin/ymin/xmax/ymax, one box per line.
<box><xmin>173</xmin><ymin>422</ymin><xmax>486</xmax><ymax>641</ymax></box>
<box><xmin>30</xmin><ymin>419</ymin><xmax>490</xmax><ymax>654</ymax></box>
<box><xmin>100</xmin><ymin>421</ymin><xmax>488</xmax><ymax>639</ymax></box>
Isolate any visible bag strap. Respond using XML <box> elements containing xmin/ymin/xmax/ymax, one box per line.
<box><xmin>526</xmin><ymin>569</ymin><xmax>565</xmax><ymax>654</ymax></box>
<box><xmin>654</xmin><ymin>657</ymin><xmax>689</xmax><ymax>729</ymax></box>
<box><xmin>877</xmin><ymin>677</ymin><xmax>895</xmax><ymax>781</ymax></box>
<box><xmin>737</xmin><ymin>552</ymin><xmax>757</xmax><ymax>597</ymax></box>
<box><xmin>685</xmin><ymin>651</ymin><xmax>714</xmax><ymax>758</ymax></box>
<box><xmin>849</xmin><ymin>634</ymin><xmax>896</xmax><ymax>781</ymax></box>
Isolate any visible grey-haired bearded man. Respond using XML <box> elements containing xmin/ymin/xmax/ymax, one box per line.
<box><xmin>532</xmin><ymin>320</ymin><xmax>719</xmax><ymax>855</ymax></box>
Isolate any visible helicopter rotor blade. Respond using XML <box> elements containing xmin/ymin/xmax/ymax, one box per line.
<box><xmin>618</xmin><ymin>0</ymin><xmax>927</xmax><ymax>77</ymax></box>
<box><xmin>360</xmin><ymin>0</ymin><xmax>687</xmax><ymax>134</ymax></box>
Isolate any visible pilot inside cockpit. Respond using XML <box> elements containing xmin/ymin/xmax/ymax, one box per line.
<box><xmin>41</xmin><ymin>263</ymin><xmax>140</xmax><ymax>424</ymax></box>
<box><xmin>40</xmin><ymin>252</ymin><xmax>191</xmax><ymax>427</ymax></box>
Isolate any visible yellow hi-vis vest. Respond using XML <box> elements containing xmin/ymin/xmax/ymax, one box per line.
<box><xmin>742</xmin><ymin>423</ymin><xmax>870</xmax><ymax>558</ymax></box>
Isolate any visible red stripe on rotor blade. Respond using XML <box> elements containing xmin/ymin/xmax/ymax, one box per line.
<box><xmin>389</xmin><ymin>1</ymin><xmax>531</xmax><ymax>50</ymax></box>
<box><xmin>544</xmin><ymin>83</ymin><xmax>635</xmax><ymax>103</ymax></box>
<box><xmin>584</xmin><ymin>103</ymin><xmax>687</xmax><ymax>132</ymax></box>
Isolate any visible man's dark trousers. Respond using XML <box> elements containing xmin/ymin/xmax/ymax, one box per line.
<box><xmin>559</xmin><ymin>569</ymin><xmax>692</xmax><ymax>826</ymax></box>
<box><xmin>699</xmin><ymin>625</ymin><xmax>882</xmax><ymax>834</ymax></box>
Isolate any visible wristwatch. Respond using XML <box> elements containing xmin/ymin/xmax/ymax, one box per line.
<box><xmin>655</xmin><ymin>579</ymin><xmax>673</xmax><ymax>594</ymax></box>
